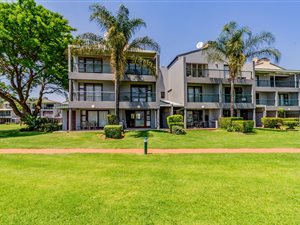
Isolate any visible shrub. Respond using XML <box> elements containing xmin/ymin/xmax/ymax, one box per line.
<box><xmin>230</xmin><ymin>120</ymin><xmax>254</xmax><ymax>133</ymax></box>
<box><xmin>107</xmin><ymin>114</ymin><xmax>118</xmax><ymax>125</ymax></box>
<box><xmin>277</xmin><ymin>108</ymin><xmax>285</xmax><ymax>118</ymax></box>
<box><xmin>219</xmin><ymin>117</ymin><xmax>243</xmax><ymax>129</ymax></box>
<box><xmin>21</xmin><ymin>115</ymin><xmax>61</xmax><ymax>132</ymax></box>
<box><xmin>283</xmin><ymin>120</ymin><xmax>299</xmax><ymax>130</ymax></box>
<box><xmin>104</xmin><ymin>125</ymin><xmax>122</xmax><ymax>139</ymax></box>
<box><xmin>167</xmin><ymin>114</ymin><xmax>184</xmax><ymax>131</ymax></box>
<box><xmin>171</xmin><ymin>125</ymin><xmax>186</xmax><ymax>135</ymax></box>
<box><xmin>261</xmin><ymin>117</ymin><xmax>283</xmax><ymax>129</ymax></box>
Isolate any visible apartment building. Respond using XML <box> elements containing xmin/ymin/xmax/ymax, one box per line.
<box><xmin>254</xmin><ymin>58</ymin><xmax>300</xmax><ymax>126</ymax></box>
<box><xmin>0</xmin><ymin>99</ymin><xmax>62</xmax><ymax>124</ymax></box>
<box><xmin>62</xmin><ymin>47</ymin><xmax>160</xmax><ymax>130</ymax></box>
<box><xmin>160</xmin><ymin>48</ymin><xmax>255</xmax><ymax>128</ymax></box>
<box><xmin>0</xmin><ymin>102</ymin><xmax>20</xmax><ymax>124</ymax></box>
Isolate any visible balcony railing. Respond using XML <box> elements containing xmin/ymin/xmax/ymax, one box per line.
<box><xmin>72</xmin><ymin>91</ymin><xmax>115</xmax><ymax>102</ymax></box>
<box><xmin>187</xmin><ymin>93</ymin><xmax>219</xmax><ymax>102</ymax></box>
<box><xmin>71</xmin><ymin>62</ymin><xmax>154</xmax><ymax>75</ymax></box>
<box><xmin>256</xmin><ymin>80</ymin><xmax>299</xmax><ymax>88</ymax></box>
<box><xmin>71</xmin><ymin>62</ymin><xmax>112</xmax><ymax>73</ymax></box>
<box><xmin>186</xmin><ymin>68</ymin><xmax>252</xmax><ymax>79</ymax></box>
<box><xmin>278</xmin><ymin>99</ymin><xmax>299</xmax><ymax>106</ymax></box>
<box><xmin>120</xmin><ymin>92</ymin><xmax>156</xmax><ymax>102</ymax></box>
<box><xmin>256</xmin><ymin>99</ymin><xmax>276</xmax><ymax>106</ymax></box>
<box><xmin>223</xmin><ymin>94</ymin><xmax>252</xmax><ymax>103</ymax></box>
<box><xmin>72</xmin><ymin>91</ymin><xmax>156</xmax><ymax>102</ymax></box>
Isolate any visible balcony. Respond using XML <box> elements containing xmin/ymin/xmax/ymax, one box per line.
<box><xmin>278</xmin><ymin>99</ymin><xmax>299</xmax><ymax>106</ymax></box>
<box><xmin>72</xmin><ymin>91</ymin><xmax>156</xmax><ymax>102</ymax></box>
<box><xmin>120</xmin><ymin>92</ymin><xmax>156</xmax><ymax>102</ymax></box>
<box><xmin>186</xmin><ymin>68</ymin><xmax>252</xmax><ymax>79</ymax></box>
<box><xmin>256</xmin><ymin>99</ymin><xmax>276</xmax><ymax>106</ymax></box>
<box><xmin>72</xmin><ymin>91</ymin><xmax>115</xmax><ymax>102</ymax></box>
<box><xmin>187</xmin><ymin>93</ymin><xmax>219</xmax><ymax>102</ymax></box>
<box><xmin>72</xmin><ymin>62</ymin><xmax>112</xmax><ymax>73</ymax></box>
<box><xmin>256</xmin><ymin>80</ymin><xmax>298</xmax><ymax>88</ymax></box>
<box><xmin>223</xmin><ymin>94</ymin><xmax>252</xmax><ymax>103</ymax></box>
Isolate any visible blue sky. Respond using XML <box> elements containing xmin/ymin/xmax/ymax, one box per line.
<box><xmin>36</xmin><ymin>0</ymin><xmax>300</xmax><ymax>101</ymax></box>
<box><xmin>40</xmin><ymin>0</ymin><xmax>300</xmax><ymax>68</ymax></box>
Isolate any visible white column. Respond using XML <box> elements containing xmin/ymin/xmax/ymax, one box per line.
<box><xmin>157</xmin><ymin>108</ymin><xmax>160</xmax><ymax>129</ymax></box>
<box><xmin>68</xmin><ymin>109</ymin><xmax>72</xmax><ymax>131</ymax></box>
<box><xmin>184</xmin><ymin>108</ymin><xmax>187</xmax><ymax>129</ymax></box>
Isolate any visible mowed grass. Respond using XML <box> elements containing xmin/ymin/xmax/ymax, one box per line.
<box><xmin>0</xmin><ymin>154</ymin><xmax>299</xmax><ymax>225</ymax></box>
<box><xmin>1</xmin><ymin>124</ymin><xmax>300</xmax><ymax>149</ymax></box>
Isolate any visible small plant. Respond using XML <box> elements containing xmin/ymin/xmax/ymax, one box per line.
<box><xmin>219</xmin><ymin>117</ymin><xmax>243</xmax><ymax>129</ymax></box>
<box><xmin>104</xmin><ymin>125</ymin><xmax>122</xmax><ymax>139</ymax></box>
<box><xmin>107</xmin><ymin>114</ymin><xmax>118</xmax><ymax>125</ymax></box>
<box><xmin>261</xmin><ymin>117</ymin><xmax>283</xmax><ymax>129</ymax></box>
<box><xmin>277</xmin><ymin>108</ymin><xmax>285</xmax><ymax>118</ymax></box>
<box><xmin>21</xmin><ymin>115</ymin><xmax>61</xmax><ymax>132</ymax></box>
<box><xmin>171</xmin><ymin>125</ymin><xmax>186</xmax><ymax>135</ymax></box>
<box><xmin>229</xmin><ymin>120</ymin><xmax>254</xmax><ymax>133</ymax></box>
<box><xmin>167</xmin><ymin>114</ymin><xmax>184</xmax><ymax>132</ymax></box>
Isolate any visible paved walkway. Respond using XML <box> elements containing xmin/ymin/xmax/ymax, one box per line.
<box><xmin>0</xmin><ymin>148</ymin><xmax>300</xmax><ymax>154</ymax></box>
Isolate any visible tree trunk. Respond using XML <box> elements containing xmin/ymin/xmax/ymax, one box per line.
<box><xmin>230</xmin><ymin>78</ymin><xmax>235</xmax><ymax>117</ymax></box>
<box><xmin>114</xmin><ymin>76</ymin><xmax>120</xmax><ymax>123</ymax></box>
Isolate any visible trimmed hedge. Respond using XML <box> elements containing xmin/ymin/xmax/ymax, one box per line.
<box><xmin>261</xmin><ymin>117</ymin><xmax>283</xmax><ymax>129</ymax></box>
<box><xmin>107</xmin><ymin>114</ymin><xmax>118</xmax><ymax>125</ymax></box>
<box><xmin>219</xmin><ymin>117</ymin><xmax>243</xmax><ymax>129</ymax></box>
<box><xmin>104</xmin><ymin>125</ymin><xmax>122</xmax><ymax>139</ymax></box>
<box><xmin>283</xmin><ymin>121</ymin><xmax>298</xmax><ymax>129</ymax></box>
<box><xmin>171</xmin><ymin>125</ymin><xmax>186</xmax><ymax>135</ymax></box>
<box><xmin>167</xmin><ymin>114</ymin><xmax>184</xmax><ymax>131</ymax></box>
<box><xmin>231</xmin><ymin>120</ymin><xmax>254</xmax><ymax>133</ymax></box>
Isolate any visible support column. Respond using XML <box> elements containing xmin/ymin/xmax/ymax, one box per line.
<box><xmin>171</xmin><ymin>106</ymin><xmax>174</xmax><ymax>115</ymax></box>
<box><xmin>68</xmin><ymin>109</ymin><xmax>72</xmax><ymax>132</ymax></box>
<box><xmin>253</xmin><ymin>108</ymin><xmax>256</xmax><ymax>127</ymax></box>
<box><xmin>157</xmin><ymin>108</ymin><xmax>160</xmax><ymax>129</ymax></box>
<box><xmin>184</xmin><ymin>108</ymin><xmax>187</xmax><ymax>129</ymax></box>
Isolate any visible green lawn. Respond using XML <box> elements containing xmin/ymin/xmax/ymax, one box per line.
<box><xmin>1</xmin><ymin>124</ymin><xmax>300</xmax><ymax>149</ymax></box>
<box><xmin>0</xmin><ymin>154</ymin><xmax>299</xmax><ymax>224</ymax></box>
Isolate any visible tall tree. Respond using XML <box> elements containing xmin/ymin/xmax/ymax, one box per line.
<box><xmin>0</xmin><ymin>0</ymin><xmax>74</xmax><ymax>121</ymax></box>
<box><xmin>75</xmin><ymin>4</ymin><xmax>160</xmax><ymax>122</ymax></box>
<box><xmin>207</xmin><ymin>21</ymin><xmax>281</xmax><ymax>116</ymax></box>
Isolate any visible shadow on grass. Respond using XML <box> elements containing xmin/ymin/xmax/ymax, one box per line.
<box><xmin>0</xmin><ymin>128</ymin><xmax>48</xmax><ymax>139</ymax></box>
<box><xmin>255</xmin><ymin>128</ymin><xmax>289</xmax><ymax>132</ymax></box>
<box><xmin>130</xmin><ymin>129</ymin><xmax>168</xmax><ymax>138</ymax></box>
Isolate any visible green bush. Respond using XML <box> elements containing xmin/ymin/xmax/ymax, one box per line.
<box><xmin>21</xmin><ymin>115</ymin><xmax>61</xmax><ymax>132</ymax></box>
<box><xmin>283</xmin><ymin>119</ymin><xmax>299</xmax><ymax>130</ymax></box>
<box><xmin>107</xmin><ymin>114</ymin><xmax>118</xmax><ymax>125</ymax></box>
<box><xmin>230</xmin><ymin>120</ymin><xmax>254</xmax><ymax>133</ymax></box>
<box><xmin>261</xmin><ymin>117</ymin><xmax>283</xmax><ymax>129</ymax></box>
<box><xmin>219</xmin><ymin>117</ymin><xmax>243</xmax><ymax>129</ymax></box>
<box><xmin>104</xmin><ymin>125</ymin><xmax>122</xmax><ymax>139</ymax></box>
<box><xmin>167</xmin><ymin>114</ymin><xmax>184</xmax><ymax>131</ymax></box>
<box><xmin>277</xmin><ymin>108</ymin><xmax>285</xmax><ymax>118</ymax></box>
<box><xmin>171</xmin><ymin>125</ymin><xmax>186</xmax><ymax>135</ymax></box>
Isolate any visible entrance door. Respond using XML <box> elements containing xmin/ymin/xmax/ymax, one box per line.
<box><xmin>135</xmin><ymin>111</ymin><xmax>145</xmax><ymax>127</ymax></box>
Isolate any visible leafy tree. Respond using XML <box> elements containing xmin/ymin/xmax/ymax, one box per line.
<box><xmin>75</xmin><ymin>4</ymin><xmax>160</xmax><ymax>122</ymax></box>
<box><xmin>0</xmin><ymin>0</ymin><xmax>74</xmax><ymax>121</ymax></box>
<box><xmin>207</xmin><ymin>21</ymin><xmax>281</xmax><ymax>116</ymax></box>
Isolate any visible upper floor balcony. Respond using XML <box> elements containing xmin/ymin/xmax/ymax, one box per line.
<box><xmin>187</xmin><ymin>93</ymin><xmax>219</xmax><ymax>103</ymax></box>
<box><xmin>223</xmin><ymin>94</ymin><xmax>252</xmax><ymax>103</ymax></box>
<box><xmin>72</xmin><ymin>91</ymin><xmax>156</xmax><ymax>103</ymax></box>
<box><xmin>186</xmin><ymin>68</ymin><xmax>252</xmax><ymax>79</ymax></box>
<box><xmin>256</xmin><ymin>80</ymin><xmax>299</xmax><ymax>88</ymax></box>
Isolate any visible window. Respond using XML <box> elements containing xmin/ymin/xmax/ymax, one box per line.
<box><xmin>78</xmin><ymin>83</ymin><xmax>102</xmax><ymax>101</ymax></box>
<box><xmin>131</xmin><ymin>85</ymin><xmax>153</xmax><ymax>102</ymax></box>
<box><xmin>186</xmin><ymin>63</ymin><xmax>208</xmax><ymax>77</ymax></box>
<box><xmin>78</xmin><ymin>58</ymin><xmax>102</xmax><ymax>73</ymax></box>
<box><xmin>125</xmin><ymin>60</ymin><xmax>154</xmax><ymax>75</ymax></box>
<box><xmin>224</xmin><ymin>65</ymin><xmax>229</xmax><ymax>78</ymax></box>
<box><xmin>187</xmin><ymin>86</ymin><xmax>202</xmax><ymax>102</ymax></box>
<box><xmin>161</xmin><ymin>92</ymin><xmax>165</xmax><ymax>99</ymax></box>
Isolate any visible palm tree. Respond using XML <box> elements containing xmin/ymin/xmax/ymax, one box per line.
<box><xmin>207</xmin><ymin>21</ymin><xmax>281</xmax><ymax>117</ymax></box>
<box><xmin>74</xmin><ymin>4</ymin><xmax>160</xmax><ymax>123</ymax></box>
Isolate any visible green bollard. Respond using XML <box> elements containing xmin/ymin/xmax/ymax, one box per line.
<box><xmin>144</xmin><ymin>137</ymin><xmax>148</xmax><ymax>155</ymax></box>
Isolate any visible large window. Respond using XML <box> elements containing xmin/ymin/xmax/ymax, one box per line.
<box><xmin>186</xmin><ymin>63</ymin><xmax>208</xmax><ymax>77</ymax></box>
<box><xmin>78</xmin><ymin>83</ymin><xmax>102</xmax><ymax>101</ymax></box>
<box><xmin>187</xmin><ymin>86</ymin><xmax>202</xmax><ymax>102</ymax></box>
<box><xmin>0</xmin><ymin>111</ymin><xmax>11</xmax><ymax>117</ymax></box>
<box><xmin>78</xmin><ymin>58</ymin><xmax>102</xmax><ymax>73</ymax></box>
<box><xmin>131</xmin><ymin>85</ymin><xmax>154</xmax><ymax>102</ymax></box>
<box><xmin>125</xmin><ymin>60</ymin><xmax>154</xmax><ymax>75</ymax></box>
